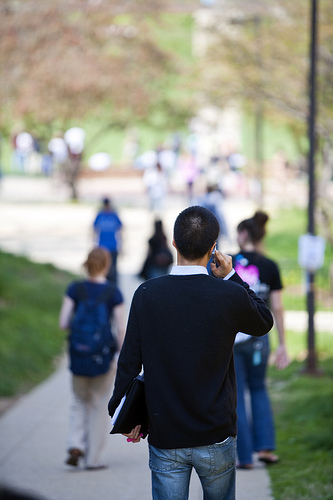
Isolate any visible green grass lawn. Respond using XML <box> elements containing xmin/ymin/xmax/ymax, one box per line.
<box><xmin>268</xmin><ymin>355</ymin><xmax>333</xmax><ymax>500</ymax></box>
<box><xmin>265</xmin><ymin>208</ymin><xmax>333</xmax><ymax>311</ymax></box>
<box><xmin>261</xmin><ymin>208</ymin><xmax>333</xmax><ymax>497</ymax></box>
<box><xmin>0</xmin><ymin>251</ymin><xmax>76</xmax><ymax>397</ymax></box>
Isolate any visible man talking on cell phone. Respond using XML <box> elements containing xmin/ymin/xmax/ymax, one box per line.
<box><xmin>108</xmin><ymin>205</ymin><xmax>273</xmax><ymax>500</ymax></box>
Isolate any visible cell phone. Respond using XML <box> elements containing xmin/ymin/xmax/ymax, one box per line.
<box><xmin>212</xmin><ymin>246</ymin><xmax>217</xmax><ymax>265</ymax></box>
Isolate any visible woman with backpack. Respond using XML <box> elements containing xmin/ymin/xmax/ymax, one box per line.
<box><xmin>59</xmin><ymin>247</ymin><xmax>125</xmax><ymax>469</ymax></box>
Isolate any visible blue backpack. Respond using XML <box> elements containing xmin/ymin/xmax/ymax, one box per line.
<box><xmin>69</xmin><ymin>283</ymin><xmax>117</xmax><ymax>377</ymax></box>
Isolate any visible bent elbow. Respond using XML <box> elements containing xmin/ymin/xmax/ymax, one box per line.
<box><xmin>260</xmin><ymin>310</ymin><xmax>274</xmax><ymax>335</ymax></box>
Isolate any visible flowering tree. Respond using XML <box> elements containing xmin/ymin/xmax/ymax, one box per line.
<box><xmin>0</xmin><ymin>0</ymin><xmax>197</xmax><ymax>198</ymax></box>
<box><xmin>0</xmin><ymin>0</ymin><xmax>195</xmax><ymax>131</ymax></box>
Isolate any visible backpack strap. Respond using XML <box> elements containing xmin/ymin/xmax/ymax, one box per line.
<box><xmin>75</xmin><ymin>282</ymin><xmax>88</xmax><ymax>302</ymax></box>
<box><xmin>96</xmin><ymin>283</ymin><xmax>116</xmax><ymax>305</ymax></box>
<box><xmin>74</xmin><ymin>281</ymin><xmax>115</xmax><ymax>305</ymax></box>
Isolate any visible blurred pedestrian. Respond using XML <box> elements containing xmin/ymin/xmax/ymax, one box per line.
<box><xmin>139</xmin><ymin>219</ymin><xmax>173</xmax><ymax>280</ymax></box>
<box><xmin>108</xmin><ymin>205</ymin><xmax>273</xmax><ymax>500</ymax></box>
<box><xmin>143</xmin><ymin>162</ymin><xmax>167</xmax><ymax>214</ymax></box>
<box><xmin>93</xmin><ymin>197</ymin><xmax>123</xmax><ymax>284</ymax></box>
<box><xmin>179</xmin><ymin>152</ymin><xmax>200</xmax><ymax>204</ymax></box>
<box><xmin>13</xmin><ymin>131</ymin><xmax>34</xmax><ymax>172</ymax></box>
<box><xmin>59</xmin><ymin>247</ymin><xmax>125</xmax><ymax>469</ymax></box>
<box><xmin>232</xmin><ymin>211</ymin><xmax>290</xmax><ymax>469</ymax></box>
<box><xmin>197</xmin><ymin>183</ymin><xmax>230</xmax><ymax>246</ymax></box>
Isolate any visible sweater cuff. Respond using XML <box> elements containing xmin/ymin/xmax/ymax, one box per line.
<box><xmin>223</xmin><ymin>269</ymin><xmax>235</xmax><ymax>280</ymax></box>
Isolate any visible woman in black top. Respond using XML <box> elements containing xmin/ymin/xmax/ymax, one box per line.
<box><xmin>232</xmin><ymin>211</ymin><xmax>289</xmax><ymax>469</ymax></box>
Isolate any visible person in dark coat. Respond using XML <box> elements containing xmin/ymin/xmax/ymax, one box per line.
<box><xmin>108</xmin><ymin>206</ymin><xmax>273</xmax><ymax>500</ymax></box>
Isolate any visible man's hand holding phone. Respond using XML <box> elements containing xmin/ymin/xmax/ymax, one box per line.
<box><xmin>210</xmin><ymin>250</ymin><xmax>233</xmax><ymax>279</ymax></box>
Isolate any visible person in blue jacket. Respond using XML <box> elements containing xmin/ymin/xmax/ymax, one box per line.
<box><xmin>93</xmin><ymin>197</ymin><xmax>122</xmax><ymax>284</ymax></box>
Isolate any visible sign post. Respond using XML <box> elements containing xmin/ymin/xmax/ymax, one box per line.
<box><xmin>298</xmin><ymin>233</ymin><xmax>325</xmax><ymax>374</ymax></box>
<box><xmin>303</xmin><ymin>0</ymin><xmax>322</xmax><ymax>375</ymax></box>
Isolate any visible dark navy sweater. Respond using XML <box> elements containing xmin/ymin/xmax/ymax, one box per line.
<box><xmin>108</xmin><ymin>272</ymin><xmax>273</xmax><ymax>449</ymax></box>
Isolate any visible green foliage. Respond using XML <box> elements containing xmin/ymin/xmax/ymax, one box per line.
<box><xmin>0</xmin><ymin>251</ymin><xmax>76</xmax><ymax>397</ymax></box>
<box><xmin>0</xmin><ymin>3</ymin><xmax>196</xmax><ymax>139</ymax></box>
<box><xmin>241</xmin><ymin>111</ymin><xmax>304</xmax><ymax>163</ymax></box>
<box><xmin>0</xmin><ymin>8</ymin><xmax>196</xmax><ymax>169</ymax></box>
<box><xmin>81</xmin><ymin>119</ymin><xmax>127</xmax><ymax>163</ymax></box>
<box><xmin>151</xmin><ymin>13</ymin><xmax>195</xmax><ymax>61</ymax></box>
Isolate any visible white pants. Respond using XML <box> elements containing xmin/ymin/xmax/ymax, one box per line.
<box><xmin>67</xmin><ymin>361</ymin><xmax>116</xmax><ymax>468</ymax></box>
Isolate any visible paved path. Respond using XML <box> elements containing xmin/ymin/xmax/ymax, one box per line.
<box><xmin>0</xmin><ymin>174</ymin><xmax>275</xmax><ymax>500</ymax></box>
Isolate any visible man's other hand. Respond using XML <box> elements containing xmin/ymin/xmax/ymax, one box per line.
<box><xmin>123</xmin><ymin>424</ymin><xmax>143</xmax><ymax>443</ymax></box>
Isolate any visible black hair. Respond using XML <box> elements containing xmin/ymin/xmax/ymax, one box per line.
<box><xmin>173</xmin><ymin>206</ymin><xmax>220</xmax><ymax>260</ymax></box>
<box><xmin>154</xmin><ymin>219</ymin><xmax>163</xmax><ymax>233</ymax></box>
<box><xmin>237</xmin><ymin>211</ymin><xmax>269</xmax><ymax>243</ymax></box>
<box><xmin>149</xmin><ymin>219</ymin><xmax>167</xmax><ymax>249</ymax></box>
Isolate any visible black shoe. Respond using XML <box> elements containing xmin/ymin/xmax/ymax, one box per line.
<box><xmin>66</xmin><ymin>448</ymin><xmax>84</xmax><ymax>466</ymax></box>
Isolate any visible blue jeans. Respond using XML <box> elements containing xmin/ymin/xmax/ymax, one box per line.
<box><xmin>148</xmin><ymin>437</ymin><xmax>236</xmax><ymax>500</ymax></box>
<box><xmin>234</xmin><ymin>335</ymin><xmax>275</xmax><ymax>465</ymax></box>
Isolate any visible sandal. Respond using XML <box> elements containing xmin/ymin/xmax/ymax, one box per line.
<box><xmin>258</xmin><ymin>452</ymin><xmax>279</xmax><ymax>465</ymax></box>
<box><xmin>66</xmin><ymin>448</ymin><xmax>84</xmax><ymax>467</ymax></box>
